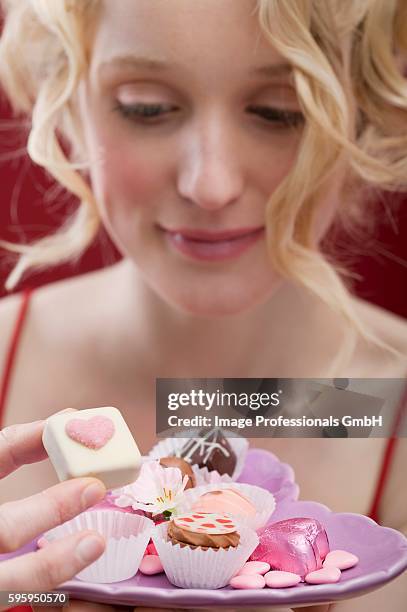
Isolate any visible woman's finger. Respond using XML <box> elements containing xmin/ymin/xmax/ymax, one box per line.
<box><xmin>0</xmin><ymin>409</ymin><xmax>76</xmax><ymax>479</ymax></box>
<box><xmin>0</xmin><ymin>530</ymin><xmax>105</xmax><ymax>600</ymax></box>
<box><xmin>0</xmin><ymin>477</ymin><xmax>106</xmax><ymax>553</ymax></box>
<box><xmin>0</xmin><ymin>420</ymin><xmax>48</xmax><ymax>478</ymax></box>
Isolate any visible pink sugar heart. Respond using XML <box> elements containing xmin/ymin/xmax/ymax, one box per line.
<box><xmin>305</xmin><ymin>566</ymin><xmax>341</xmax><ymax>584</ymax></box>
<box><xmin>65</xmin><ymin>416</ymin><xmax>115</xmax><ymax>449</ymax></box>
<box><xmin>323</xmin><ymin>550</ymin><xmax>359</xmax><ymax>570</ymax></box>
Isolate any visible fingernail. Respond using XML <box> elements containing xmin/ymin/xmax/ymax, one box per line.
<box><xmin>76</xmin><ymin>534</ymin><xmax>105</xmax><ymax>563</ymax></box>
<box><xmin>81</xmin><ymin>481</ymin><xmax>106</xmax><ymax>508</ymax></box>
<box><xmin>37</xmin><ymin>537</ymin><xmax>49</xmax><ymax>549</ymax></box>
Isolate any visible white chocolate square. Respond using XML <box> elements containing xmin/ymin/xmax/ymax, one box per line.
<box><xmin>42</xmin><ymin>407</ymin><xmax>141</xmax><ymax>490</ymax></box>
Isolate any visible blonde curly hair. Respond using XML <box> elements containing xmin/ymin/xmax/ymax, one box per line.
<box><xmin>0</xmin><ymin>0</ymin><xmax>406</xmax><ymax>372</ymax></box>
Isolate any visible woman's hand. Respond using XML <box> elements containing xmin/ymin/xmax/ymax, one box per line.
<box><xmin>0</xmin><ymin>416</ymin><xmax>349</xmax><ymax>612</ymax></box>
<box><xmin>0</xmin><ymin>415</ymin><xmax>107</xmax><ymax>610</ymax></box>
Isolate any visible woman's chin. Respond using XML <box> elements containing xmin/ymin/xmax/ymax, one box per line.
<box><xmin>157</xmin><ymin>283</ymin><xmax>280</xmax><ymax>319</ymax></box>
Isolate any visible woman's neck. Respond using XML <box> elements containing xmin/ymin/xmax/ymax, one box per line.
<box><xmin>103</xmin><ymin>259</ymin><xmax>345</xmax><ymax>380</ymax></box>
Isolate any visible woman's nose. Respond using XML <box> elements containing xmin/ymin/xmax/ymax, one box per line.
<box><xmin>176</xmin><ymin>115</ymin><xmax>245</xmax><ymax>211</ymax></box>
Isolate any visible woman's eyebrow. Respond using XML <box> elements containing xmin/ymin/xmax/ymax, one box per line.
<box><xmin>96</xmin><ymin>54</ymin><xmax>293</xmax><ymax>79</ymax></box>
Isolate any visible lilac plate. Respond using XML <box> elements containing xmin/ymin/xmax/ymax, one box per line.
<box><xmin>50</xmin><ymin>502</ymin><xmax>407</xmax><ymax>608</ymax></box>
<box><xmin>2</xmin><ymin>450</ymin><xmax>407</xmax><ymax>608</ymax></box>
<box><xmin>237</xmin><ymin>448</ymin><xmax>299</xmax><ymax>504</ymax></box>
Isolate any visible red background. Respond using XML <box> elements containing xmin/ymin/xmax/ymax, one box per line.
<box><xmin>0</xmin><ymin>96</ymin><xmax>406</xmax><ymax>317</ymax></box>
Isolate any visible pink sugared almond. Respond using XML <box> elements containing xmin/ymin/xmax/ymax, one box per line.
<box><xmin>139</xmin><ymin>555</ymin><xmax>164</xmax><ymax>575</ymax></box>
<box><xmin>305</xmin><ymin>566</ymin><xmax>341</xmax><ymax>584</ymax></box>
<box><xmin>264</xmin><ymin>570</ymin><xmax>302</xmax><ymax>588</ymax></box>
<box><xmin>323</xmin><ymin>550</ymin><xmax>359</xmax><ymax>570</ymax></box>
<box><xmin>230</xmin><ymin>574</ymin><xmax>266</xmax><ymax>589</ymax></box>
<box><xmin>237</xmin><ymin>561</ymin><xmax>270</xmax><ymax>576</ymax></box>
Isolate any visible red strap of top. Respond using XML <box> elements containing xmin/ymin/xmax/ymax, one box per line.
<box><xmin>1</xmin><ymin>288</ymin><xmax>34</xmax><ymax>612</ymax></box>
<box><xmin>0</xmin><ymin>288</ymin><xmax>33</xmax><ymax>426</ymax></box>
<box><xmin>368</xmin><ymin>382</ymin><xmax>407</xmax><ymax>523</ymax></box>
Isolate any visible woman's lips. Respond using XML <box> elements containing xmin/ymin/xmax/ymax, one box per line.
<box><xmin>161</xmin><ymin>226</ymin><xmax>265</xmax><ymax>262</ymax></box>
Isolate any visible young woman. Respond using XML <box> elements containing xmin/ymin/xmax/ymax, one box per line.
<box><xmin>0</xmin><ymin>1</ymin><xmax>406</xmax><ymax>610</ymax></box>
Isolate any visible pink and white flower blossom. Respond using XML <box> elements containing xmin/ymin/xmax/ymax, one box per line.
<box><xmin>113</xmin><ymin>460</ymin><xmax>189</xmax><ymax>516</ymax></box>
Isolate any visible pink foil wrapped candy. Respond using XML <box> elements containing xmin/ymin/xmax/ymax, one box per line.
<box><xmin>250</xmin><ymin>517</ymin><xmax>329</xmax><ymax>579</ymax></box>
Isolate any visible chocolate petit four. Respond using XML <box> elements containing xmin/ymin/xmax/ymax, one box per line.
<box><xmin>250</xmin><ymin>517</ymin><xmax>330</xmax><ymax>579</ymax></box>
<box><xmin>167</xmin><ymin>512</ymin><xmax>240</xmax><ymax>550</ymax></box>
<box><xmin>176</xmin><ymin>428</ymin><xmax>236</xmax><ymax>476</ymax></box>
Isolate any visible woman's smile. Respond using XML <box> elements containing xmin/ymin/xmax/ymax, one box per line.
<box><xmin>158</xmin><ymin>225</ymin><xmax>265</xmax><ymax>262</ymax></box>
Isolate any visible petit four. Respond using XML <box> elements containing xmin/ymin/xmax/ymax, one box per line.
<box><xmin>250</xmin><ymin>517</ymin><xmax>329</xmax><ymax>579</ymax></box>
<box><xmin>183</xmin><ymin>482</ymin><xmax>276</xmax><ymax>530</ymax></box>
<box><xmin>42</xmin><ymin>407</ymin><xmax>142</xmax><ymax>490</ymax></box>
<box><xmin>191</xmin><ymin>488</ymin><xmax>256</xmax><ymax>517</ymax></box>
<box><xmin>167</xmin><ymin>512</ymin><xmax>240</xmax><ymax>549</ymax></box>
<box><xmin>176</xmin><ymin>428</ymin><xmax>236</xmax><ymax>476</ymax></box>
<box><xmin>152</xmin><ymin>518</ymin><xmax>259</xmax><ymax>589</ymax></box>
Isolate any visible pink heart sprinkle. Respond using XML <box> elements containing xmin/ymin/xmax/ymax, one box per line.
<box><xmin>305</xmin><ymin>566</ymin><xmax>341</xmax><ymax>584</ymax></box>
<box><xmin>323</xmin><ymin>550</ymin><xmax>359</xmax><ymax>570</ymax></box>
<box><xmin>65</xmin><ymin>416</ymin><xmax>115</xmax><ymax>449</ymax></box>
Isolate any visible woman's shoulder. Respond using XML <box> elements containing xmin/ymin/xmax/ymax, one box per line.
<box><xmin>0</xmin><ymin>265</ymin><xmax>116</xmax><ymax>348</ymax></box>
<box><xmin>350</xmin><ymin>297</ymin><xmax>407</xmax><ymax>376</ymax></box>
<box><xmin>0</xmin><ymin>266</ymin><xmax>118</xmax><ymax>421</ymax></box>
<box><xmin>353</xmin><ymin>297</ymin><xmax>407</xmax><ymax>344</ymax></box>
<box><xmin>348</xmin><ymin>299</ymin><xmax>406</xmax><ymax>531</ymax></box>
<box><xmin>0</xmin><ymin>267</ymin><xmax>120</xmax><ymax>502</ymax></box>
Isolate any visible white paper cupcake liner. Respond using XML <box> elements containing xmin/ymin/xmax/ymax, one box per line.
<box><xmin>152</xmin><ymin>521</ymin><xmax>259</xmax><ymax>589</ymax></box>
<box><xmin>179</xmin><ymin>482</ymin><xmax>276</xmax><ymax>531</ymax></box>
<box><xmin>44</xmin><ymin>510</ymin><xmax>154</xmax><ymax>583</ymax></box>
<box><xmin>191</xmin><ymin>464</ymin><xmax>233</xmax><ymax>486</ymax></box>
<box><xmin>148</xmin><ymin>431</ymin><xmax>248</xmax><ymax>482</ymax></box>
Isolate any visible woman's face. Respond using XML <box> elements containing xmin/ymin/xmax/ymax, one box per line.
<box><xmin>78</xmin><ymin>0</ymin><xmax>335</xmax><ymax>316</ymax></box>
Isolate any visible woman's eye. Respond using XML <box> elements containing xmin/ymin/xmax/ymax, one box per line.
<box><xmin>114</xmin><ymin>102</ymin><xmax>175</xmax><ymax>122</ymax></box>
<box><xmin>113</xmin><ymin>102</ymin><xmax>304</xmax><ymax>128</ymax></box>
<box><xmin>247</xmin><ymin>105</ymin><xmax>304</xmax><ymax>128</ymax></box>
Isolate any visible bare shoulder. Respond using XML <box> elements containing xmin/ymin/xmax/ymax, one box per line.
<box><xmin>0</xmin><ymin>263</ymin><xmax>118</xmax><ymax>347</ymax></box>
<box><xmin>351</xmin><ymin>298</ymin><xmax>407</xmax><ymax>376</ymax></box>
<box><xmin>0</xmin><ymin>291</ymin><xmax>27</xmax><ymax>380</ymax></box>
<box><xmin>0</xmin><ymin>266</ymin><xmax>122</xmax><ymax>502</ymax></box>
<box><xmin>0</xmin><ymin>264</ymin><xmax>120</xmax><ymax>423</ymax></box>
<box><xmin>354</xmin><ymin>297</ymin><xmax>407</xmax><ymax>348</ymax></box>
<box><xmin>351</xmin><ymin>300</ymin><xmax>407</xmax><ymax>530</ymax></box>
